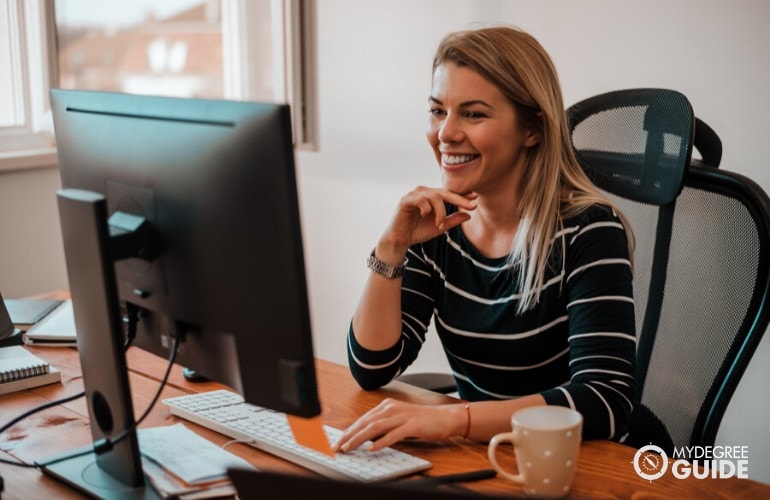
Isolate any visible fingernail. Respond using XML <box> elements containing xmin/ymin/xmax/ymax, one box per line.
<box><xmin>341</xmin><ymin>442</ymin><xmax>350</xmax><ymax>453</ymax></box>
<box><xmin>438</xmin><ymin>223</ymin><xmax>445</xmax><ymax>231</ymax></box>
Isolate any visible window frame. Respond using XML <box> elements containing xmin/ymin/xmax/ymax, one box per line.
<box><xmin>0</xmin><ymin>0</ymin><xmax>316</xmax><ymax>173</ymax></box>
<box><xmin>0</xmin><ymin>0</ymin><xmax>58</xmax><ymax>172</ymax></box>
<box><xmin>223</xmin><ymin>0</ymin><xmax>316</xmax><ymax>149</ymax></box>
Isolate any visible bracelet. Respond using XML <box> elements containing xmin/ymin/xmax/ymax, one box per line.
<box><xmin>462</xmin><ymin>402</ymin><xmax>471</xmax><ymax>440</ymax></box>
<box><xmin>367</xmin><ymin>248</ymin><xmax>407</xmax><ymax>279</ymax></box>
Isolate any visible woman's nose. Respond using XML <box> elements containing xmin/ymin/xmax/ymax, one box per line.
<box><xmin>438</xmin><ymin>114</ymin><xmax>463</xmax><ymax>143</ymax></box>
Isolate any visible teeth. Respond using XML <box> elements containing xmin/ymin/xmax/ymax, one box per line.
<box><xmin>443</xmin><ymin>154</ymin><xmax>477</xmax><ymax>165</ymax></box>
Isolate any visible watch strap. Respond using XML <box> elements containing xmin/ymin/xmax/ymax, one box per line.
<box><xmin>367</xmin><ymin>249</ymin><xmax>407</xmax><ymax>279</ymax></box>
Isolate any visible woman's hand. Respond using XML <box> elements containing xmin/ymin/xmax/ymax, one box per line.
<box><xmin>332</xmin><ymin>399</ymin><xmax>467</xmax><ymax>453</ymax></box>
<box><xmin>379</xmin><ymin>187</ymin><xmax>477</xmax><ymax>258</ymax></box>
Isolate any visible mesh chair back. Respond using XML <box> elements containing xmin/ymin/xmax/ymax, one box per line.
<box><xmin>568</xmin><ymin>89</ymin><xmax>770</xmax><ymax>449</ymax></box>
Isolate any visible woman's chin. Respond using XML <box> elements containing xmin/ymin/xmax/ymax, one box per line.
<box><xmin>442</xmin><ymin>182</ymin><xmax>473</xmax><ymax>196</ymax></box>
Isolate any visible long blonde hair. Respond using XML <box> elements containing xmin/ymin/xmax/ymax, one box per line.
<box><xmin>433</xmin><ymin>26</ymin><xmax>634</xmax><ymax>312</ymax></box>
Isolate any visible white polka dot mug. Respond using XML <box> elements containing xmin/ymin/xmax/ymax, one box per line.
<box><xmin>488</xmin><ymin>406</ymin><xmax>583</xmax><ymax>498</ymax></box>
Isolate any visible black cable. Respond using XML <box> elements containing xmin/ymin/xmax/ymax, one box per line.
<box><xmin>36</xmin><ymin>334</ymin><xmax>181</xmax><ymax>469</ymax></box>
<box><xmin>1</xmin><ymin>311</ymin><xmax>180</xmax><ymax>471</ymax></box>
<box><xmin>122</xmin><ymin>302</ymin><xmax>140</xmax><ymax>349</ymax></box>
<box><xmin>0</xmin><ymin>304</ymin><xmax>140</xmax><ymax>457</ymax></box>
<box><xmin>0</xmin><ymin>390</ymin><xmax>85</xmax><ymax>436</ymax></box>
<box><xmin>0</xmin><ymin>391</ymin><xmax>86</xmax><ymax>467</ymax></box>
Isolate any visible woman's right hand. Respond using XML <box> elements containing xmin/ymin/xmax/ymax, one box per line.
<box><xmin>378</xmin><ymin>187</ymin><xmax>477</xmax><ymax>258</ymax></box>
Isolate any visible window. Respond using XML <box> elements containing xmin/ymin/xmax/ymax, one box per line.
<box><xmin>54</xmin><ymin>0</ymin><xmax>228</xmax><ymax>99</ymax></box>
<box><xmin>0</xmin><ymin>2</ymin><xmax>24</xmax><ymax>128</ymax></box>
<box><xmin>0</xmin><ymin>0</ymin><xmax>57</xmax><ymax>171</ymax></box>
<box><xmin>0</xmin><ymin>0</ymin><xmax>315</xmax><ymax>171</ymax></box>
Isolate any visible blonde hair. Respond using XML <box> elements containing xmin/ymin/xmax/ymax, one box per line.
<box><xmin>433</xmin><ymin>26</ymin><xmax>634</xmax><ymax>312</ymax></box>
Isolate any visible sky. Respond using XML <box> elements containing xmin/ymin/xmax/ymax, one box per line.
<box><xmin>54</xmin><ymin>0</ymin><xmax>204</xmax><ymax>28</ymax></box>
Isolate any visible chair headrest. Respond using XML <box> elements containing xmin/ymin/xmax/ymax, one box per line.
<box><xmin>567</xmin><ymin>88</ymin><xmax>695</xmax><ymax>206</ymax></box>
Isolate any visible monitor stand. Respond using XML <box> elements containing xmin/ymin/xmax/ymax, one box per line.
<box><xmin>37</xmin><ymin>189</ymin><xmax>159</xmax><ymax>499</ymax></box>
<box><xmin>39</xmin><ymin>447</ymin><xmax>160</xmax><ymax>499</ymax></box>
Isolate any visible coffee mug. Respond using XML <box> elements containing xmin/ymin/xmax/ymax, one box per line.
<box><xmin>488</xmin><ymin>406</ymin><xmax>583</xmax><ymax>498</ymax></box>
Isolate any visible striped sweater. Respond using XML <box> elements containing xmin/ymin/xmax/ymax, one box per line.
<box><xmin>348</xmin><ymin>204</ymin><xmax>637</xmax><ymax>440</ymax></box>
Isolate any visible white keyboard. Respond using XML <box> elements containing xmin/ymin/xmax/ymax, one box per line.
<box><xmin>162</xmin><ymin>390</ymin><xmax>432</xmax><ymax>482</ymax></box>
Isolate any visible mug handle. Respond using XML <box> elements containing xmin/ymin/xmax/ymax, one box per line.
<box><xmin>488</xmin><ymin>431</ymin><xmax>525</xmax><ymax>484</ymax></box>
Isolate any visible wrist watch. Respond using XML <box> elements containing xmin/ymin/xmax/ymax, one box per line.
<box><xmin>367</xmin><ymin>249</ymin><xmax>407</xmax><ymax>279</ymax></box>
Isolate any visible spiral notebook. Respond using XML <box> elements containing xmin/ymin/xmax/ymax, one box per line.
<box><xmin>0</xmin><ymin>345</ymin><xmax>62</xmax><ymax>395</ymax></box>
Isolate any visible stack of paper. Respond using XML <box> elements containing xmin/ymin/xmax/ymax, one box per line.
<box><xmin>138</xmin><ymin>423</ymin><xmax>256</xmax><ymax>499</ymax></box>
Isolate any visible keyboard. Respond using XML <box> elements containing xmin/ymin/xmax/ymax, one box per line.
<box><xmin>162</xmin><ymin>390</ymin><xmax>432</xmax><ymax>482</ymax></box>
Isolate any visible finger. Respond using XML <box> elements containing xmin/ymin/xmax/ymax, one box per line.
<box><xmin>333</xmin><ymin>415</ymin><xmax>377</xmax><ymax>452</ymax></box>
<box><xmin>367</xmin><ymin>425</ymin><xmax>415</xmax><ymax>452</ymax></box>
<box><xmin>332</xmin><ymin>401</ymin><xmax>394</xmax><ymax>452</ymax></box>
<box><xmin>437</xmin><ymin>190</ymin><xmax>478</xmax><ymax>211</ymax></box>
<box><xmin>332</xmin><ymin>416</ymin><xmax>370</xmax><ymax>452</ymax></box>
<box><xmin>426</xmin><ymin>193</ymin><xmax>448</xmax><ymax>229</ymax></box>
<box><xmin>439</xmin><ymin>211</ymin><xmax>471</xmax><ymax>233</ymax></box>
<box><xmin>415</xmin><ymin>197</ymin><xmax>433</xmax><ymax>218</ymax></box>
<box><xmin>339</xmin><ymin>417</ymin><xmax>398</xmax><ymax>453</ymax></box>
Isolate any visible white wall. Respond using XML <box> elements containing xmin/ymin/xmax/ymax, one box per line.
<box><xmin>0</xmin><ymin>167</ymin><xmax>67</xmax><ymax>297</ymax></box>
<box><xmin>1</xmin><ymin>0</ymin><xmax>768</xmax><ymax>483</ymax></box>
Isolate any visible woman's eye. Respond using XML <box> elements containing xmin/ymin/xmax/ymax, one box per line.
<box><xmin>465</xmin><ymin>111</ymin><xmax>486</xmax><ymax>119</ymax></box>
<box><xmin>429</xmin><ymin>107</ymin><xmax>445</xmax><ymax>117</ymax></box>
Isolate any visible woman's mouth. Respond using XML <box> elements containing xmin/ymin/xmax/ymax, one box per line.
<box><xmin>442</xmin><ymin>153</ymin><xmax>479</xmax><ymax>169</ymax></box>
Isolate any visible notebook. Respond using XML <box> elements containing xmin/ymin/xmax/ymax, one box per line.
<box><xmin>3</xmin><ymin>297</ymin><xmax>65</xmax><ymax>332</ymax></box>
<box><xmin>0</xmin><ymin>345</ymin><xmax>62</xmax><ymax>395</ymax></box>
<box><xmin>22</xmin><ymin>300</ymin><xmax>78</xmax><ymax>347</ymax></box>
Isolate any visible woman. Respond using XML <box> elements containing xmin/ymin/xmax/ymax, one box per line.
<box><xmin>334</xmin><ymin>26</ymin><xmax>636</xmax><ymax>454</ymax></box>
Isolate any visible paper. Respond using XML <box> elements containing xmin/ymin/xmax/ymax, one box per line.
<box><xmin>23</xmin><ymin>300</ymin><xmax>78</xmax><ymax>346</ymax></box>
<box><xmin>286</xmin><ymin>414</ymin><xmax>335</xmax><ymax>457</ymax></box>
<box><xmin>138</xmin><ymin>423</ymin><xmax>255</xmax><ymax>485</ymax></box>
<box><xmin>141</xmin><ymin>458</ymin><xmax>237</xmax><ymax>499</ymax></box>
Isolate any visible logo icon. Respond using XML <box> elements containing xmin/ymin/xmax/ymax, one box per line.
<box><xmin>633</xmin><ymin>444</ymin><xmax>668</xmax><ymax>481</ymax></box>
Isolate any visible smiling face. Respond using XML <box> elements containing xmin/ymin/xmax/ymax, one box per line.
<box><xmin>427</xmin><ymin>63</ymin><xmax>539</xmax><ymax>197</ymax></box>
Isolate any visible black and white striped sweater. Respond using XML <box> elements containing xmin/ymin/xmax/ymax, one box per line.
<box><xmin>348</xmin><ymin>204</ymin><xmax>637</xmax><ymax>440</ymax></box>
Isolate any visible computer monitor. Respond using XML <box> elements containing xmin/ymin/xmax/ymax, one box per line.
<box><xmin>42</xmin><ymin>89</ymin><xmax>321</xmax><ymax>498</ymax></box>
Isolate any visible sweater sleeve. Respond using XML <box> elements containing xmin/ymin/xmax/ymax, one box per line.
<box><xmin>540</xmin><ymin>208</ymin><xmax>637</xmax><ymax>440</ymax></box>
<box><xmin>347</xmin><ymin>245</ymin><xmax>436</xmax><ymax>390</ymax></box>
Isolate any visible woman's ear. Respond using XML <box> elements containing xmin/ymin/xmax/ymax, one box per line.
<box><xmin>523</xmin><ymin>111</ymin><xmax>543</xmax><ymax>148</ymax></box>
<box><xmin>523</xmin><ymin>129</ymin><xmax>541</xmax><ymax>148</ymax></box>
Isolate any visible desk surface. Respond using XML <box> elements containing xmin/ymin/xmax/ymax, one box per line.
<box><xmin>1</xmin><ymin>345</ymin><xmax>768</xmax><ymax>499</ymax></box>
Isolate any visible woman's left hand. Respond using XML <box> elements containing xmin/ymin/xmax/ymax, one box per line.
<box><xmin>332</xmin><ymin>398</ymin><xmax>465</xmax><ymax>453</ymax></box>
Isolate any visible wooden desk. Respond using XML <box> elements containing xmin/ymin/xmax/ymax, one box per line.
<box><xmin>1</xmin><ymin>346</ymin><xmax>768</xmax><ymax>499</ymax></box>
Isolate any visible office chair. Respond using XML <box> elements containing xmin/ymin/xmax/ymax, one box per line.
<box><xmin>566</xmin><ymin>88</ymin><xmax>770</xmax><ymax>451</ymax></box>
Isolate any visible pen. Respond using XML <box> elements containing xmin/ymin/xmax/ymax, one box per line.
<box><xmin>399</xmin><ymin>468</ymin><xmax>497</xmax><ymax>488</ymax></box>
